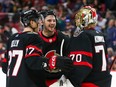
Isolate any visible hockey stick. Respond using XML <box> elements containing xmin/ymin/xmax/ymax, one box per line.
<box><xmin>109</xmin><ymin>56</ymin><xmax>116</xmax><ymax>71</ymax></box>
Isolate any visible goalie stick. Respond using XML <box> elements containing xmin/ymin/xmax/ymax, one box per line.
<box><xmin>110</xmin><ymin>56</ymin><xmax>116</xmax><ymax>71</ymax></box>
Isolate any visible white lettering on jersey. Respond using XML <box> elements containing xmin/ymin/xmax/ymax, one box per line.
<box><xmin>11</xmin><ymin>40</ymin><xmax>19</xmax><ymax>47</ymax></box>
<box><xmin>94</xmin><ymin>36</ymin><xmax>105</xmax><ymax>43</ymax></box>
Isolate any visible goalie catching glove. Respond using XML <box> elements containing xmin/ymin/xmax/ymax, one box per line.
<box><xmin>43</xmin><ymin>56</ymin><xmax>73</xmax><ymax>72</ymax></box>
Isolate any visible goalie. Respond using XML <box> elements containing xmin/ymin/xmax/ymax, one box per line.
<box><xmin>65</xmin><ymin>6</ymin><xmax>112</xmax><ymax>87</ymax></box>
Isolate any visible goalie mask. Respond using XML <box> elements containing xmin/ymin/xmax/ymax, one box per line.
<box><xmin>20</xmin><ymin>9</ymin><xmax>40</xmax><ymax>27</ymax></box>
<box><xmin>75</xmin><ymin>6</ymin><xmax>98</xmax><ymax>29</ymax></box>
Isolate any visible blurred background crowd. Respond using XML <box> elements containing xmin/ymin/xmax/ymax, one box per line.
<box><xmin>0</xmin><ymin>0</ymin><xmax>116</xmax><ymax>71</ymax></box>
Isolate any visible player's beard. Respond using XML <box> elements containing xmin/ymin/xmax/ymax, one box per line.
<box><xmin>43</xmin><ymin>25</ymin><xmax>55</xmax><ymax>37</ymax></box>
<box><xmin>46</xmin><ymin>25</ymin><xmax>55</xmax><ymax>32</ymax></box>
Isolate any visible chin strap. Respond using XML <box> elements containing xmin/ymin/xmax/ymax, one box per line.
<box><xmin>73</xmin><ymin>27</ymin><xmax>83</xmax><ymax>37</ymax></box>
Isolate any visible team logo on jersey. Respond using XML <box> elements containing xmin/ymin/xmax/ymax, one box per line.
<box><xmin>49</xmin><ymin>39</ymin><xmax>53</xmax><ymax>43</ymax></box>
<box><xmin>45</xmin><ymin>50</ymin><xmax>60</xmax><ymax>58</ymax></box>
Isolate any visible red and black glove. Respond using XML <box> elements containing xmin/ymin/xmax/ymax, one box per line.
<box><xmin>43</xmin><ymin>56</ymin><xmax>73</xmax><ymax>72</ymax></box>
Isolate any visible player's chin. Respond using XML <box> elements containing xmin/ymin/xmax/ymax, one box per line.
<box><xmin>49</xmin><ymin>28</ymin><xmax>55</xmax><ymax>32</ymax></box>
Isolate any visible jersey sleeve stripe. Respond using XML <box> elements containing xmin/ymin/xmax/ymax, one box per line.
<box><xmin>24</xmin><ymin>53</ymin><xmax>41</xmax><ymax>58</ymax></box>
<box><xmin>26</xmin><ymin>45</ymin><xmax>42</xmax><ymax>53</ymax></box>
<box><xmin>70</xmin><ymin>51</ymin><xmax>93</xmax><ymax>58</ymax></box>
<box><xmin>73</xmin><ymin>61</ymin><xmax>93</xmax><ymax>68</ymax></box>
<box><xmin>81</xmin><ymin>82</ymin><xmax>98</xmax><ymax>87</ymax></box>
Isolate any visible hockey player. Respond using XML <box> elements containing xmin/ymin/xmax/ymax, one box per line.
<box><xmin>1</xmin><ymin>9</ymin><xmax>73</xmax><ymax>87</ymax></box>
<box><xmin>65</xmin><ymin>6</ymin><xmax>112</xmax><ymax>87</ymax></box>
<box><xmin>38</xmin><ymin>10</ymin><xmax>72</xmax><ymax>87</ymax></box>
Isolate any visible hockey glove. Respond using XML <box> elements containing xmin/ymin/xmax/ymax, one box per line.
<box><xmin>48</xmin><ymin>56</ymin><xmax>73</xmax><ymax>72</ymax></box>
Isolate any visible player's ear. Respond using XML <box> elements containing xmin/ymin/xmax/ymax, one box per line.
<box><xmin>29</xmin><ymin>20</ymin><xmax>35</xmax><ymax>26</ymax></box>
<box><xmin>29</xmin><ymin>20</ymin><xmax>32</xmax><ymax>24</ymax></box>
<box><xmin>40</xmin><ymin>19</ymin><xmax>44</xmax><ymax>25</ymax></box>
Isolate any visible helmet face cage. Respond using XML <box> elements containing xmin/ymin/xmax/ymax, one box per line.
<box><xmin>20</xmin><ymin>9</ymin><xmax>40</xmax><ymax>27</ymax></box>
<box><xmin>75</xmin><ymin>6</ymin><xmax>98</xmax><ymax>29</ymax></box>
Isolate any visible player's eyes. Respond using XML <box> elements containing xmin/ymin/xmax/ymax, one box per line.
<box><xmin>47</xmin><ymin>20</ymin><xmax>56</xmax><ymax>22</ymax></box>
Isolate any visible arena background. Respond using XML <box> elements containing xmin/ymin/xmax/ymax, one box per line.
<box><xmin>0</xmin><ymin>0</ymin><xmax>116</xmax><ymax>87</ymax></box>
